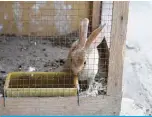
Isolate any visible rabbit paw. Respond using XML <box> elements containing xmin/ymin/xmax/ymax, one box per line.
<box><xmin>79</xmin><ymin>89</ymin><xmax>98</xmax><ymax>97</ymax></box>
<box><xmin>85</xmin><ymin>82</ymin><xmax>99</xmax><ymax>97</ymax></box>
<box><xmin>86</xmin><ymin>90</ymin><xmax>98</xmax><ymax>97</ymax></box>
<box><xmin>86</xmin><ymin>85</ymin><xmax>98</xmax><ymax>97</ymax></box>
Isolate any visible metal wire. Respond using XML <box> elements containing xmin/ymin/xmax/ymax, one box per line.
<box><xmin>0</xmin><ymin>1</ymin><xmax>113</xmax><ymax>115</ymax></box>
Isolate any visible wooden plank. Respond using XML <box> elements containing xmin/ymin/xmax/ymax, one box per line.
<box><xmin>107</xmin><ymin>2</ymin><xmax>129</xmax><ymax>96</ymax></box>
<box><xmin>0</xmin><ymin>95</ymin><xmax>121</xmax><ymax>115</ymax></box>
<box><xmin>0</xmin><ymin>1</ymin><xmax>90</xmax><ymax>36</ymax></box>
<box><xmin>91</xmin><ymin>1</ymin><xmax>101</xmax><ymax>30</ymax></box>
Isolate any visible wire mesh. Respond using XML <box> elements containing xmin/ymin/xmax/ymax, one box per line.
<box><xmin>0</xmin><ymin>1</ymin><xmax>113</xmax><ymax>115</ymax></box>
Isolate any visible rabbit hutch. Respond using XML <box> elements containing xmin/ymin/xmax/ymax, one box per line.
<box><xmin>0</xmin><ymin>1</ymin><xmax>129</xmax><ymax>115</ymax></box>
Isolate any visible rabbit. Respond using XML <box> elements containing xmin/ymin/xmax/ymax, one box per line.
<box><xmin>62</xmin><ymin>18</ymin><xmax>106</xmax><ymax>96</ymax></box>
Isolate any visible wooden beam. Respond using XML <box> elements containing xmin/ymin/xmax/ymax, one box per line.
<box><xmin>0</xmin><ymin>96</ymin><xmax>121</xmax><ymax>115</ymax></box>
<box><xmin>91</xmin><ymin>1</ymin><xmax>101</xmax><ymax>31</ymax></box>
<box><xmin>107</xmin><ymin>2</ymin><xmax>129</xmax><ymax>96</ymax></box>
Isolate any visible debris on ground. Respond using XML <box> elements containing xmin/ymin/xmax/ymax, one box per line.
<box><xmin>0</xmin><ymin>36</ymin><xmax>107</xmax><ymax>96</ymax></box>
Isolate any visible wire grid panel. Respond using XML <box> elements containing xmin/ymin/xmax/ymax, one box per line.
<box><xmin>97</xmin><ymin>1</ymin><xmax>113</xmax><ymax>93</ymax></box>
<box><xmin>101</xmin><ymin>1</ymin><xmax>113</xmax><ymax>48</ymax></box>
<box><xmin>0</xmin><ymin>1</ymin><xmax>113</xmax><ymax>114</ymax></box>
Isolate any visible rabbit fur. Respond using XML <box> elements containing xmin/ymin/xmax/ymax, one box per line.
<box><xmin>62</xmin><ymin>18</ymin><xmax>106</xmax><ymax>96</ymax></box>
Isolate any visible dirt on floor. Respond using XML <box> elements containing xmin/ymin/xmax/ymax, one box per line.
<box><xmin>0</xmin><ymin>34</ymin><xmax>107</xmax><ymax>97</ymax></box>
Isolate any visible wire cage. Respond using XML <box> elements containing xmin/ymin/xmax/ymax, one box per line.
<box><xmin>0</xmin><ymin>1</ymin><xmax>129</xmax><ymax>115</ymax></box>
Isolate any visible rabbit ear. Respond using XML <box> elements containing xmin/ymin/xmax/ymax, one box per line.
<box><xmin>85</xmin><ymin>23</ymin><xmax>106</xmax><ymax>50</ymax></box>
<box><xmin>79</xmin><ymin>18</ymin><xmax>89</xmax><ymax>47</ymax></box>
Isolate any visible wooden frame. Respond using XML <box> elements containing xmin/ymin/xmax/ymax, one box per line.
<box><xmin>0</xmin><ymin>1</ymin><xmax>129</xmax><ymax>115</ymax></box>
<box><xmin>107</xmin><ymin>2</ymin><xmax>129</xmax><ymax>96</ymax></box>
<box><xmin>91</xmin><ymin>1</ymin><xmax>101</xmax><ymax>31</ymax></box>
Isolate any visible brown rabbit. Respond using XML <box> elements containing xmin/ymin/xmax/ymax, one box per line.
<box><xmin>62</xmin><ymin>18</ymin><xmax>106</xmax><ymax>96</ymax></box>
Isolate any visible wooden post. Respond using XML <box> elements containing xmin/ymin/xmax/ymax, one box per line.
<box><xmin>91</xmin><ymin>1</ymin><xmax>101</xmax><ymax>31</ymax></box>
<box><xmin>107</xmin><ymin>2</ymin><xmax>129</xmax><ymax>96</ymax></box>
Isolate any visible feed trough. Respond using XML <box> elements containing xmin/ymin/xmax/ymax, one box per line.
<box><xmin>4</xmin><ymin>72</ymin><xmax>78</xmax><ymax>97</ymax></box>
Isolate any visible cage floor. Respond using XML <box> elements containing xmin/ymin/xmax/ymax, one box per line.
<box><xmin>0</xmin><ymin>36</ymin><xmax>107</xmax><ymax>96</ymax></box>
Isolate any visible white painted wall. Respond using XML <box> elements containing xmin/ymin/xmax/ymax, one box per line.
<box><xmin>121</xmin><ymin>1</ymin><xmax>152</xmax><ymax>115</ymax></box>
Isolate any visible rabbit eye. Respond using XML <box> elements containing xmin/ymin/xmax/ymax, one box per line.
<box><xmin>84</xmin><ymin>61</ymin><xmax>86</xmax><ymax>65</ymax></box>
